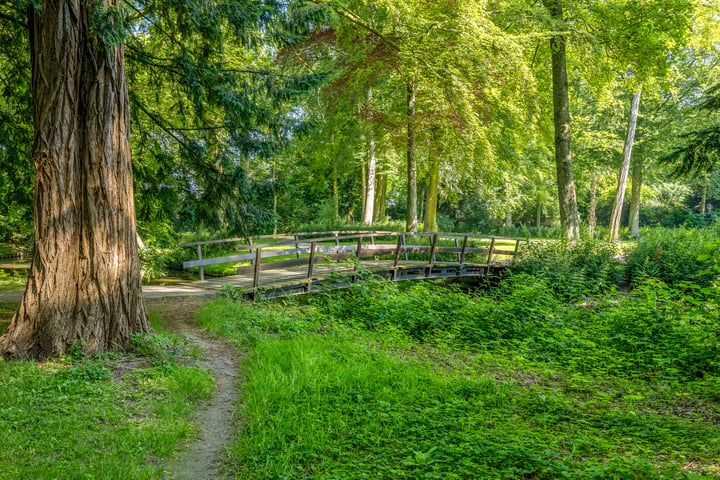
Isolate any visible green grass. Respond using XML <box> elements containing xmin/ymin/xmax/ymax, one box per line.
<box><xmin>0</xmin><ymin>268</ymin><xmax>28</xmax><ymax>290</ymax></box>
<box><xmin>198</xmin><ymin>274</ymin><xmax>720</xmax><ymax>479</ymax></box>
<box><xmin>0</xmin><ymin>315</ymin><xmax>214</xmax><ymax>479</ymax></box>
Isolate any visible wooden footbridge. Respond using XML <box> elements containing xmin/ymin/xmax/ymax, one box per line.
<box><xmin>179</xmin><ymin>231</ymin><xmax>527</xmax><ymax>299</ymax></box>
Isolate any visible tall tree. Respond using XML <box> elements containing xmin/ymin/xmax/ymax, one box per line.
<box><xmin>609</xmin><ymin>89</ymin><xmax>642</xmax><ymax>242</ymax></box>
<box><xmin>542</xmin><ymin>0</ymin><xmax>580</xmax><ymax>241</ymax></box>
<box><xmin>0</xmin><ymin>0</ymin><xmax>150</xmax><ymax>359</ymax></box>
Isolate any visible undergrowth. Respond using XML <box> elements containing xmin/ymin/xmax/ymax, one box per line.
<box><xmin>198</xmin><ymin>240</ymin><xmax>720</xmax><ymax>480</ymax></box>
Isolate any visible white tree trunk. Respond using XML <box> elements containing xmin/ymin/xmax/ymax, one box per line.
<box><xmin>609</xmin><ymin>89</ymin><xmax>642</xmax><ymax>242</ymax></box>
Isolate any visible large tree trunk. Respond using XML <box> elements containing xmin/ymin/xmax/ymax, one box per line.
<box><xmin>406</xmin><ymin>80</ymin><xmax>418</xmax><ymax>233</ymax></box>
<box><xmin>609</xmin><ymin>89</ymin><xmax>642</xmax><ymax>242</ymax></box>
<box><xmin>628</xmin><ymin>158</ymin><xmax>643</xmax><ymax>237</ymax></box>
<box><xmin>0</xmin><ymin>0</ymin><xmax>150</xmax><ymax>359</ymax></box>
<box><xmin>543</xmin><ymin>0</ymin><xmax>580</xmax><ymax>241</ymax></box>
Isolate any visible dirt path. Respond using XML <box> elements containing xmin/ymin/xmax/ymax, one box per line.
<box><xmin>145</xmin><ymin>298</ymin><xmax>240</xmax><ymax>480</ymax></box>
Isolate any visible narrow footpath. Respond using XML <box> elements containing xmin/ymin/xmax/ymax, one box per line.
<box><xmin>145</xmin><ymin>297</ymin><xmax>240</xmax><ymax>480</ymax></box>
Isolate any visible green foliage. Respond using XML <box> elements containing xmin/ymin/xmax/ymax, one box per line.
<box><xmin>509</xmin><ymin>240</ymin><xmax>626</xmax><ymax>299</ymax></box>
<box><xmin>199</xmin><ymin>271</ymin><xmax>720</xmax><ymax>479</ymax></box>
<box><xmin>625</xmin><ymin>227</ymin><xmax>720</xmax><ymax>286</ymax></box>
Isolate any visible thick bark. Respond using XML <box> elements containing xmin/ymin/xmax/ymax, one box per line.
<box><xmin>628</xmin><ymin>159</ymin><xmax>643</xmax><ymax>237</ymax></box>
<box><xmin>588</xmin><ymin>170</ymin><xmax>599</xmax><ymax>239</ymax></box>
<box><xmin>0</xmin><ymin>0</ymin><xmax>150</xmax><ymax>359</ymax></box>
<box><xmin>406</xmin><ymin>80</ymin><xmax>418</xmax><ymax>233</ymax></box>
<box><xmin>609</xmin><ymin>89</ymin><xmax>642</xmax><ymax>242</ymax></box>
<box><xmin>363</xmin><ymin>131</ymin><xmax>376</xmax><ymax>226</ymax></box>
<box><xmin>543</xmin><ymin>0</ymin><xmax>580</xmax><ymax>241</ymax></box>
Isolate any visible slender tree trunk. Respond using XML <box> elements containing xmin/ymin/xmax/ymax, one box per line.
<box><xmin>363</xmin><ymin>131</ymin><xmax>376</xmax><ymax>226</ymax></box>
<box><xmin>332</xmin><ymin>168</ymin><xmax>339</xmax><ymax>224</ymax></box>
<box><xmin>504</xmin><ymin>210</ymin><xmax>513</xmax><ymax>229</ymax></box>
<box><xmin>1</xmin><ymin>0</ymin><xmax>150</xmax><ymax>359</ymax></box>
<box><xmin>543</xmin><ymin>0</ymin><xmax>580</xmax><ymax>241</ymax></box>
<box><xmin>423</xmin><ymin>127</ymin><xmax>441</xmax><ymax>232</ymax></box>
<box><xmin>588</xmin><ymin>170</ymin><xmax>599</xmax><ymax>239</ymax></box>
<box><xmin>628</xmin><ymin>159</ymin><xmax>643</xmax><ymax>237</ymax></box>
<box><xmin>609</xmin><ymin>89</ymin><xmax>642</xmax><ymax>242</ymax></box>
<box><xmin>360</xmin><ymin>158</ymin><xmax>367</xmax><ymax>222</ymax></box>
<box><xmin>406</xmin><ymin>80</ymin><xmax>418</xmax><ymax>233</ymax></box>
<box><xmin>700</xmin><ymin>171</ymin><xmax>708</xmax><ymax>214</ymax></box>
<box><xmin>536</xmin><ymin>196</ymin><xmax>542</xmax><ymax>229</ymax></box>
<box><xmin>373</xmin><ymin>173</ymin><xmax>387</xmax><ymax>222</ymax></box>
<box><xmin>272</xmin><ymin>159</ymin><xmax>278</xmax><ymax>234</ymax></box>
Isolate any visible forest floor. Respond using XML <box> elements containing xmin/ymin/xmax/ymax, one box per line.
<box><xmin>145</xmin><ymin>297</ymin><xmax>240</xmax><ymax>480</ymax></box>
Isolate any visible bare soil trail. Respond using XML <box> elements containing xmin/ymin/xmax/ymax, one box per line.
<box><xmin>145</xmin><ymin>297</ymin><xmax>240</xmax><ymax>480</ymax></box>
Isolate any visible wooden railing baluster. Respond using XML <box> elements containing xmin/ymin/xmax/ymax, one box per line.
<box><xmin>306</xmin><ymin>241</ymin><xmax>317</xmax><ymax>292</ymax></box>
<box><xmin>197</xmin><ymin>245</ymin><xmax>204</xmax><ymax>281</ymax></box>
<box><xmin>253</xmin><ymin>246</ymin><xmax>262</xmax><ymax>291</ymax></box>
<box><xmin>487</xmin><ymin>237</ymin><xmax>495</xmax><ymax>265</ymax></box>
<box><xmin>460</xmin><ymin>235</ymin><xmax>468</xmax><ymax>265</ymax></box>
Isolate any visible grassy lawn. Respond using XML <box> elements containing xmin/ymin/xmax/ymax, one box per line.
<box><xmin>198</xmin><ymin>275</ymin><xmax>720</xmax><ymax>479</ymax></box>
<box><xmin>0</xmin><ymin>312</ymin><xmax>214</xmax><ymax>479</ymax></box>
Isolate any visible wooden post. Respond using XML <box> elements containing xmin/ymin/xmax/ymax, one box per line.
<box><xmin>402</xmin><ymin>234</ymin><xmax>408</xmax><ymax>261</ymax></box>
<box><xmin>307</xmin><ymin>241</ymin><xmax>317</xmax><ymax>279</ymax></box>
<box><xmin>253</xmin><ymin>246</ymin><xmax>262</xmax><ymax>291</ymax></box>
<box><xmin>393</xmin><ymin>234</ymin><xmax>403</xmax><ymax>280</ymax></box>
<box><xmin>455</xmin><ymin>238</ymin><xmax>461</xmax><ymax>263</ymax></box>
<box><xmin>459</xmin><ymin>235</ymin><xmax>468</xmax><ymax>265</ymax></box>
<box><xmin>335</xmin><ymin>232</ymin><xmax>341</xmax><ymax>262</ymax></box>
<box><xmin>294</xmin><ymin>234</ymin><xmax>301</xmax><ymax>259</ymax></box>
<box><xmin>355</xmin><ymin>235</ymin><xmax>363</xmax><ymax>271</ymax></box>
<box><xmin>248</xmin><ymin>238</ymin><xmax>255</xmax><ymax>266</ymax></box>
<box><xmin>429</xmin><ymin>233</ymin><xmax>438</xmax><ymax>266</ymax></box>
<box><xmin>197</xmin><ymin>245</ymin><xmax>204</xmax><ymax>281</ymax></box>
<box><xmin>371</xmin><ymin>235</ymin><xmax>377</xmax><ymax>261</ymax></box>
<box><xmin>487</xmin><ymin>237</ymin><xmax>495</xmax><ymax>265</ymax></box>
<box><xmin>307</xmin><ymin>241</ymin><xmax>316</xmax><ymax>292</ymax></box>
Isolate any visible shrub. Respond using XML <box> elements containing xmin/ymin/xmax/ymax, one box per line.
<box><xmin>625</xmin><ymin>227</ymin><xmax>720</xmax><ymax>286</ymax></box>
<box><xmin>509</xmin><ymin>240</ymin><xmax>626</xmax><ymax>300</ymax></box>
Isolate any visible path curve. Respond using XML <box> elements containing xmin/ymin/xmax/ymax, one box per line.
<box><xmin>146</xmin><ymin>298</ymin><xmax>239</xmax><ymax>480</ymax></box>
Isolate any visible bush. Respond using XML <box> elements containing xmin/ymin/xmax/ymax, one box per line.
<box><xmin>509</xmin><ymin>240</ymin><xmax>626</xmax><ymax>300</ymax></box>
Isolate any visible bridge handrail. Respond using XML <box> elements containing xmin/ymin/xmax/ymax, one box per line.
<box><xmin>180</xmin><ymin>231</ymin><xmax>528</xmax><ymax>284</ymax></box>
<box><xmin>176</xmin><ymin>230</ymin><xmax>397</xmax><ymax>248</ymax></box>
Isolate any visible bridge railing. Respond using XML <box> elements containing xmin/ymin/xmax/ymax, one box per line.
<box><xmin>179</xmin><ymin>231</ymin><xmax>527</xmax><ymax>289</ymax></box>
